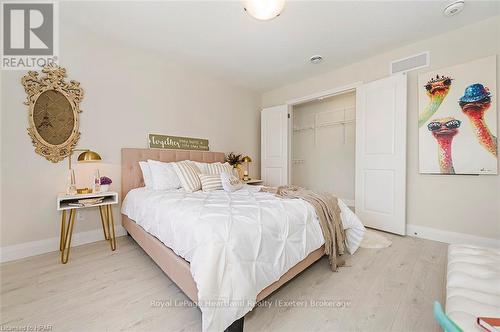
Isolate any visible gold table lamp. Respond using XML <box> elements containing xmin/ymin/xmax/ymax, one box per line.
<box><xmin>242</xmin><ymin>156</ymin><xmax>252</xmax><ymax>181</ymax></box>
<box><xmin>67</xmin><ymin>149</ymin><xmax>101</xmax><ymax>195</ymax></box>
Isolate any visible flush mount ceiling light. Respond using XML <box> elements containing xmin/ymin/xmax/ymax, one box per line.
<box><xmin>310</xmin><ymin>55</ymin><xmax>323</xmax><ymax>64</ymax></box>
<box><xmin>243</xmin><ymin>0</ymin><xmax>285</xmax><ymax>21</ymax></box>
<box><xmin>444</xmin><ymin>0</ymin><xmax>465</xmax><ymax>17</ymax></box>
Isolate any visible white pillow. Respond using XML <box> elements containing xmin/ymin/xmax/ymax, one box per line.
<box><xmin>172</xmin><ymin>161</ymin><xmax>202</xmax><ymax>193</ymax></box>
<box><xmin>191</xmin><ymin>161</ymin><xmax>209</xmax><ymax>174</ymax></box>
<box><xmin>338</xmin><ymin>199</ymin><xmax>365</xmax><ymax>255</ymax></box>
<box><xmin>139</xmin><ymin>161</ymin><xmax>154</xmax><ymax>188</ymax></box>
<box><xmin>220</xmin><ymin>172</ymin><xmax>243</xmax><ymax>192</ymax></box>
<box><xmin>147</xmin><ymin>159</ymin><xmax>182</xmax><ymax>190</ymax></box>
<box><xmin>198</xmin><ymin>174</ymin><xmax>223</xmax><ymax>192</ymax></box>
<box><xmin>207</xmin><ymin>162</ymin><xmax>234</xmax><ymax>175</ymax></box>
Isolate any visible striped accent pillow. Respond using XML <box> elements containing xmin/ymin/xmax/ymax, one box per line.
<box><xmin>172</xmin><ymin>161</ymin><xmax>201</xmax><ymax>192</ymax></box>
<box><xmin>191</xmin><ymin>161</ymin><xmax>208</xmax><ymax>174</ymax></box>
<box><xmin>206</xmin><ymin>162</ymin><xmax>234</xmax><ymax>175</ymax></box>
<box><xmin>198</xmin><ymin>174</ymin><xmax>223</xmax><ymax>192</ymax></box>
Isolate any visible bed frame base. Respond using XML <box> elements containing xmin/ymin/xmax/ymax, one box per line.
<box><xmin>122</xmin><ymin>216</ymin><xmax>325</xmax><ymax>303</ymax></box>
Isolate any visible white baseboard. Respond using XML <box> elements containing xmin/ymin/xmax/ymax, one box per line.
<box><xmin>0</xmin><ymin>226</ymin><xmax>127</xmax><ymax>263</ymax></box>
<box><xmin>407</xmin><ymin>224</ymin><xmax>500</xmax><ymax>248</ymax></box>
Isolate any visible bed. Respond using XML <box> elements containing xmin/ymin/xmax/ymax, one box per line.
<box><xmin>120</xmin><ymin>148</ymin><xmax>364</xmax><ymax>332</ymax></box>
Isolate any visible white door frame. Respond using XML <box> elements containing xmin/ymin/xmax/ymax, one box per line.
<box><xmin>286</xmin><ymin>82</ymin><xmax>363</xmax><ymax>107</ymax></box>
<box><xmin>285</xmin><ymin>81</ymin><xmax>363</xmax><ymax>185</ymax></box>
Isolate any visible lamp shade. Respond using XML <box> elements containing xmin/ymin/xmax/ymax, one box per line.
<box><xmin>77</xmin><ymin>150</ymin><xmax>101</xmax><ymax>162</ymax></box>
<box><xmin>243</xmin><ymin>0</ymin><xmax>285</xmax><ymax>21</ymax></box>
<box><xmin>242</xmin><ymin>156</ymin><xmax>252</xmax><ymax>163</ymax></box>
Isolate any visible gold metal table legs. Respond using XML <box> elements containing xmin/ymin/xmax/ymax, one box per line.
<box><xmin>99</xmin><ymin>205</ymin><xmax>116</xmax><ymax>251</ymax></box>
<box><xmin>99</xmin><ymin>206</ymin><xmax>110</xmax><ymax>240</ymax></box>
<box><xmin>60</xmin><ymin>209</ymin><xmax>76</xmax><ymax>264</ymax></box>
<box><xmin>59</xmin><ymin>204</ymin><xmax>116</xmax><ymax>264</ymax></box>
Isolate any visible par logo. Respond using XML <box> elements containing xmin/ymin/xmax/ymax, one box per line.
<box><xmin>1</xmin><ymin>1</ymin><xmax>58</xmax><ymax>70</ymax></box>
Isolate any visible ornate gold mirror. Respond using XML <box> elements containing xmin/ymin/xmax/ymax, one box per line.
<box><xmin>22</xmin><ymin>65</ymin><xmax>84</xmax><ymax>162</ymax></box>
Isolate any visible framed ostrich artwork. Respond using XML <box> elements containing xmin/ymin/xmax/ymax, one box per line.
<box><xmin>418</xmin><ymin>55</ymin><xmax>497</xmax><ymax>175</ymax></box>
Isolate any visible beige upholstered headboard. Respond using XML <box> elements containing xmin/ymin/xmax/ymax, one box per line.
<box><xmin>121</xmin><ymin>148</ymin><xmax>225</xmax><ymax>199</ymax></box>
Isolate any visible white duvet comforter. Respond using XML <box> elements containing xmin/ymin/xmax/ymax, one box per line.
<box><xmin>122</xmin><ymin>186</ymin><xmax>364</xmax><ymax>331</ymax></box>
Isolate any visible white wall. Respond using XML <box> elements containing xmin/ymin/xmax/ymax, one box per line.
<box><xmin>263</xmin><ymin>16</ymin><xmax>500</xmax><ymax>242</ymax></box>
<box><xmin>0</xmin><ymin>23</ymin><xmax>261</xmax><ymax>255</ymax></box>
<box><xmin>292</xmin><ymin>92</ymin><xmax>356</xmax><ymax>201</ymax></box>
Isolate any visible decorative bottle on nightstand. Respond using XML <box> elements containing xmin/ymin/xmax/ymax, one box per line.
<box><xmin>67</xmin><ymin>169</ymin><xmax>77</xmax><ymax>195</ymax></box>
<box><xmin>93</xmin><ymin>169</ymin><xmax>101</xmax><ymax>193</ymax></box>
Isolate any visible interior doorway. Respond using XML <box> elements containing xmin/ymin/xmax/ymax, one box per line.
<box><xmin>262</xmin><ymin>74</ymin><xmax>407</xmax><ymax>235</ymax></box>
<box><xmin>290</xmin><ymin>90</ymin><xmax>356</xmax><ymax>206</ymax></box>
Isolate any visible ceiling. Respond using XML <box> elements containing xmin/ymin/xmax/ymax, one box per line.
<box><xmin>61</xmin><ymin>1</ymin><xmax>500</xmax><ymax>92</ymax></box>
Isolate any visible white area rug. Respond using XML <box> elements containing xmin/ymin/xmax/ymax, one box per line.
<box><xmin>360</xmin><ymin>229</ymin><xmax>392</xmax><ymax>249</ymax></box>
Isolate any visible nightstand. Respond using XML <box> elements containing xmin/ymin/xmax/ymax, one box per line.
<box><xmin>57</xmin><ymin>191</ymin><xmax>118</xmax><ymax>264</ymax></box>
<box><xmin>243</xmin><ymin>179</ymin><xmax>263</xmax><ymax>185</ymax></box>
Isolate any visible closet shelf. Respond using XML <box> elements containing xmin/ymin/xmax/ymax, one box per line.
<box><xmin>293</xmin><ymin>119</ymin><xmax>354</xmax><ymax>132</ymax></box>
<box><xmin>293</xmin><ymin>106</ymin><xmax>356</xmax><ymax>145</ymax></box>
<box><xmin>316</xmin><ymin>119</ymin><xmax>355</xmax><ymax>128</ymax></box>
<box><xmin>314</xmin><ymin>106</ymin><xmax>355</xmax><ymax>114</ymax></box>
<box><xmin>293</xmin><ymin>126</ymin><xmax>315</xmax><ymax>132</ymax></box>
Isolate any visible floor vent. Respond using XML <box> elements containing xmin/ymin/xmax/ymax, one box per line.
<box><xmin>390</xmin><ymin>51</ymin><xmax>429</xmax><ymax>75</ymax></box>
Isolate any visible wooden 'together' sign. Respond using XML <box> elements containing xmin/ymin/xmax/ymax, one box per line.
<box><xmin>148</xmin><ymin>134</ymin><xmax>209</xmax><ymax>151</ymax></box>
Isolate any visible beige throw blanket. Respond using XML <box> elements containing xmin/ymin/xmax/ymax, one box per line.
<box><xmin>262</xmin><ymin>186</ymin><xmax>346</xmax><ymax>271</ymax></box>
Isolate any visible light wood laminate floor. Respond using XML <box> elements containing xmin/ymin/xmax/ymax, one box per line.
<box><xmin>1</xmin><ymin>232</ymin><xmax>447</xmax><ymax>332</ymax></box>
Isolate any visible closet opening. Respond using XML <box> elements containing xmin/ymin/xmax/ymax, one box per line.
<box><xmin>290</xmin><ymin>89</ymin><xmax>356</xmax><ymax>207</ymax></box>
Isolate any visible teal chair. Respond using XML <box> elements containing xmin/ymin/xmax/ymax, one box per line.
<box><xmin>433</xmin><ymin>301</ymin><xmax>463</xmax><ymax>332</ymax></box>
